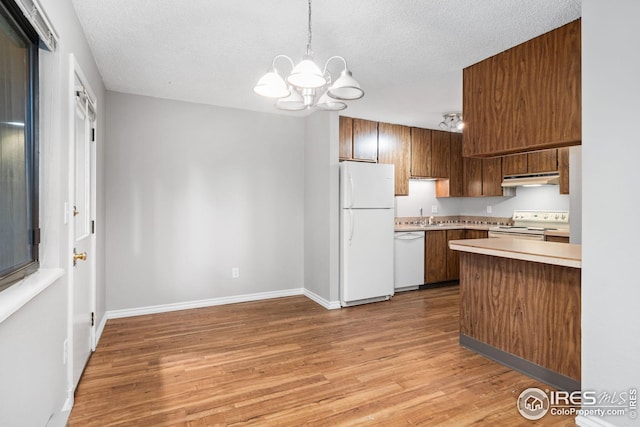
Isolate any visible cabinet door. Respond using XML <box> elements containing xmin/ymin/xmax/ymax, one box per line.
<box><xmin>462</xmin><ymin>20</ymin><xmax>581</xmax><ymax>156</ymax></box>
<box><xmin>463</xmin><ymin>157</ymin><xmax>483</xmax><ymax>197</ymax></box>
<box><xmin>449</xmin><ymin>133</ymin><xmax>463</xmax><ymax>197</ymax></box>
<box><xmin>353</xmin><ymin>119</ymin><xmax>378</xmax><ymax>162</ymax></box>
<box><xmin>410</xmin><ymin>127</ymin><xmax>432</xmax><ymax>177</ymax></box>
<box><xmin>378</xmin><ymin>122</ymin><xmax>411</xmax><ymax>196</ymax></box>
<box><xmin>431</xmin><ymin>130</ymin><xmax>451</xmax><ymax>178</ymax></box>
<box><xmin>339</xmin><ymin>116</ymin><xmax>353</xmax><ymax>160</ymax></box>
<box><xmin>502</xmin><ymin>153</ymin><xmax>527</xmax><ymax>176</ymax></box>
<box><xmin>425</xmin><ymin>230</ymin><xmax>448</xmax><ymax>284</ymax></box>
<box><xmin>482</xmin><ymin>158</ymin><xmax>503</xmax><ymax>196</ymax></box>
<box><xmin>465</xmin><ymin>230</ymin><xmax>488</xmax><ymax>240</ymax></box>
<box><xmin>546</xmin><ymin>235</ymin><xmax>570</xmax><ymax>243</ymax></box>
<box><xmin>446</xmin><ymin>229</ymin><xmax>465</xmax><ymax>280</ymax></box>
<box><xmin>527</xmin><ymin>149</ymin><xmax>557</xmax><ymax>173</ymax></box>
<box><xmin>558</xmin><ymin>147</ymin><xmax>570</xmax><ymax>194</ymax></box>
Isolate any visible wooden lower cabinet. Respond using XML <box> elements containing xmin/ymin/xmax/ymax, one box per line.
<box><xmin>446</xmin><ymin>230</ymin><xmax>465</xmax><ymax>280</ymax></box>
<box><xmin>546</xmin><ymin>235</ymin><xmax>570</xmax><ymax>243</ymax></box>
<box><xmin>425</xmin><ymin>230</ymin><xmax>448</xmax><ymax>284</ymax></box>
<box><xmin>459</xmin><ymin>252</ymin><xmax>581</xmax><ymax>384</ymax></box>
<box><xmin>425</xmin><ymin>229</ymin><xmax>488</xmax><ymax>284</ymax></box>
<box><xmin>464</xmin><ymin>230</ymin><xmax>489</xmax><ymax>240</ymax></box>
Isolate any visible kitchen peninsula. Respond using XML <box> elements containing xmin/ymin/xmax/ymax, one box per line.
<box><xmin>449</xmin><ymin>238</ymin><xmax>581</xmax><ymax>391</ymax></box>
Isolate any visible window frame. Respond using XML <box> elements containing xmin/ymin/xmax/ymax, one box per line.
<box><xmin>0</xmin><ymin>0</ymin><xmax>40</xmax><ymax>292</ymax></box>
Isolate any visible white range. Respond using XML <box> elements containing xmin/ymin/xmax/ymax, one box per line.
<box><xmin>488</xmin><ymin>210</ymin><xmax>569</xmax><ymax>241</ymax></box>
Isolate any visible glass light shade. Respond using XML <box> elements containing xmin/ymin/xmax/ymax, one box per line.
<box><xmin>287</xmin><ymin>57</ymin><xmax>327</xmax><ymax>89</ymax></box>
<box><xmin>254</xmin><ymin>70</ymin><xmax>290</xmax><ymax>98</ymax></box>
<box><xmin>275</xmin><ymin>86</ymin><xmax>306</xmax><ymax>111</ymax></box>
<box><xmin>327</xmin><ymin>69</ymin><xmax>364</xmax><ymax>100</ymax></box>
<box><xmin>316</xmin><ymin>91</ymin><xmax>346</xmax><ymax>111</ymax></box>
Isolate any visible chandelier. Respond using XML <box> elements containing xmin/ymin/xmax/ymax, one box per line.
<box><xmin>439</xmin><ymin>113</ymin><xmax>464</xmax><ymax>132</ymax></box>
<box><xmin>253</xmin><ymin>0</ymin><xmax>364</xmax><ymax>111</ymax></box>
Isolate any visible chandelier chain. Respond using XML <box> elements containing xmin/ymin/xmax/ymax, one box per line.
<box><xmin>307</xmin><ymin>0</ymin><xmax>312</xmax><ymax>55</ymax></box>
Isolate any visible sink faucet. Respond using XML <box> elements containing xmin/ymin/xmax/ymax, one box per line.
<box><xmin>419</xmin><ymin>208</ymin><xmax>424</xmax><ymax>226</ymax></box>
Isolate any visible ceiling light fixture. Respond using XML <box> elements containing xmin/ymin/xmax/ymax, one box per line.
<box><xmin>253</xmin><ymin>0</ymin><xmax>364</xmax><ymax>112</ymax></box>
<box><xmin>439</xmin><ymin>112</ymin><xmax>463</xmax><ymax>133</ymax></box>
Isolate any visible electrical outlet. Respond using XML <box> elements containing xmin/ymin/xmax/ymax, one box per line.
<box><xmin>431</xmin><ymin>205</ymin><xmax>438</xmax><ymax>214</ymax></box>
<box><xmin>232</xmin><ymin>267</ymin><xmax>239</xmax><ymax>278</ymax></box>
<box><xmin>487</xmin><ymin>205</ymin><xmax>493</xmax><ymax>214</ymax></box>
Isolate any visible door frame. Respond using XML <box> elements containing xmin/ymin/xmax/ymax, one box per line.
<box><xmin>66</xmin><ymin>54</ymin><xmax>98</xmax><ymax>401</ymax></box>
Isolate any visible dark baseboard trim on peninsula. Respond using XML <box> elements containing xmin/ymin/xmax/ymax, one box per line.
<box><xmin>459</xmin><ymin>334</ymin><xmax>580</xmax><ymax>392</ymax></box>
<box><xmin>418</xmin><ymin>280</ymin><xmax>459</xmax><ymax>290</ymax></box>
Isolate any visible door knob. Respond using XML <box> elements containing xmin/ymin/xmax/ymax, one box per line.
<box><xmin>73</xmin><ymin>249</ymin><xmax>87</xmax><ymax>266</ymax></box>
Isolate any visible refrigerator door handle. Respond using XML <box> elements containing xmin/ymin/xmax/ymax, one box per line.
<box><xmin>348</xmin><ymin>209</ymin><xmax>355</xmax><ymax>243</ymax></box>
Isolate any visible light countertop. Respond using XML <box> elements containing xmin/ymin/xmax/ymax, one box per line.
<box><xmin>395</xmin><ymin>223</ymin><xmax>492</xmax><ymax>232</ymax></box>
<box><xmin>449</xmin><ymin>238</ymin><xmax>581</xmax><ymax>268</ymax></box>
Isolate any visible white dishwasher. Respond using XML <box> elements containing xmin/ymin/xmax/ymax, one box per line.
<box><xmin>394</xmin><ymin>231</ymin><xmax>425</xmax><ymax>291</ymax></box>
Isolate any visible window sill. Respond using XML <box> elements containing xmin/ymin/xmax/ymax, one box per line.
<box><xmin>0</xmin><ymin>268</ymin><xmax>64</xmax><ymax>324</ymax></box>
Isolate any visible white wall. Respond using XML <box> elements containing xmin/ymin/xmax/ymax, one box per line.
<box><xmin>0</xmin><ymin>0</ymin><xmax>106</xmax><ymax>425</ymax></box>
<box><xmin>569</xmin><ymin>146</ymin><xmax>582</xmax><ymax>243</ymax></box>
<box><xmin>105</xmin><ymin>92</ymin><xmax>305</xmax><ymax>310</ymax></box>
<box><xmin>395</xmin><ymin>180</ymin><xmax>461</xmax><ymax>217</ymax></box>
<box><xmin>303</xmin><ymin>112</ymin><xmax>340</xmax><ymax>304</ymax></box>
<box><xmin>580</xmin><ymin>2</ymin><xmax>640</xmax><ymax>427</ymax></box>
<box><xmin>395</xmin><ymin>179</ymin><xmax>569</xmax><ymax>218</ymax></box>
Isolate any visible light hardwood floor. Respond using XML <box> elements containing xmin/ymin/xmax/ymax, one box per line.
<box><xmin>70</xmin><ymin>286</ymin><xmax>577</xmax><ymax>426</ymax></box>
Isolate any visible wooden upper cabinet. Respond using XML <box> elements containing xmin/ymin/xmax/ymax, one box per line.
<box><xmin>502</xmin><ymin>149</ymin><xmax>558</xmax><ymax>176</ymax></box>
<box><xmin>463</xmin><ymin>19</ymin><xmax>581</xmax><ymax>157</ymax></box>
<box><xmin>378</xmin><ymin>122</ymin><xmax>411</xmax><ymax>196</ymax></box>
<box><xmin>527</xmin><ymin>149</ymin><xmax>558</xmax><ymax>173</ymax></box>
<box><xmin>410</xmin><ymin>127</ymin><xmax>432</xmax><ymax>178</ymax></box>
<box><xmin>502</xmin><ymin>153</ymin><xmax>528</xmax><ymax>176</ymax></box>
<box><xmin>448</xmin><ymin>133</ymin><xmax>463</xmax><ymax>197</ymax></box>
<box><xmin>431</xmin><ymin>130</ymin><xmax>451</xmax><ymax>178</ymax></box>
<box><xmin>339</xmin><ymin>116</ymin><xmax>353</xmax><ymax>160</ymax></box>
<box><xmin>353</xmin><ymin>118</ymin><xmax>378</xmax><ymax>162</ymax></box>
<box><xmin>558</xmin><ymin>147</ymin><xmax>570</xmax><ymax>194</ymax></box>
<box><xmin>482</xmin><ymin>158</ymin><xmax>503</xmax><ymax>196</ymax></box>
<box><xmin>463</xmin><ymin>157</ymin><xmax>483</xmax><ymax>197</ymax></box>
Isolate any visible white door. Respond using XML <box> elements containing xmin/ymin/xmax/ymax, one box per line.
<box><xmin>72</xmin><ymin>72</ymin><xmax>96</xmax><ymax>389</ymax></box>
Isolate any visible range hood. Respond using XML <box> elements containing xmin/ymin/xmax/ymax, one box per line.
<box><xmin>501</xmin><ymin>172</ymin><xmax>560</xmax><ymax>187</ymax></box>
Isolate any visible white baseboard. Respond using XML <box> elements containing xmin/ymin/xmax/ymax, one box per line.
<box><xmin>303</xmin><ymin>289</ymin><xmax>341</xmax><ymax>310</ymax></box>
<box><xmin>106</xmin><ymin>288</ymin><xmax>305</xmax><ymax>319</ymax></box>
<box><xmin>576</xmin><ymin>415</ymin><xmax>620</xmax><ymax>427</ymax></box>
<box><xmin>95</xmin><ymin>312</ymin><xmax>107</xmax><ymax>344</ymax></box>
<box><xmin>45</xmin><ymin>397</ymin><xmax>73</xmax><ymax>427</ymax></box>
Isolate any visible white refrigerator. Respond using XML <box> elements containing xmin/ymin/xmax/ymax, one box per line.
<box><xmin>340</xmin><ymin>161</ymin><xmax>395</xmax><ymax>306</ymax></box>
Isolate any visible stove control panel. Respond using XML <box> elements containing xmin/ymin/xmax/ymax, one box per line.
<box><xmin>512</xmin><ymin>210</ymin><xmax>569</xmax><ymax>224</ymax></box>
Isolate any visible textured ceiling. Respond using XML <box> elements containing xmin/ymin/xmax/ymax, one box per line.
<box><xmin>71</xmin><ymin>0</ymin><xmax>581</xmax><ymax>129</ymax></box>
